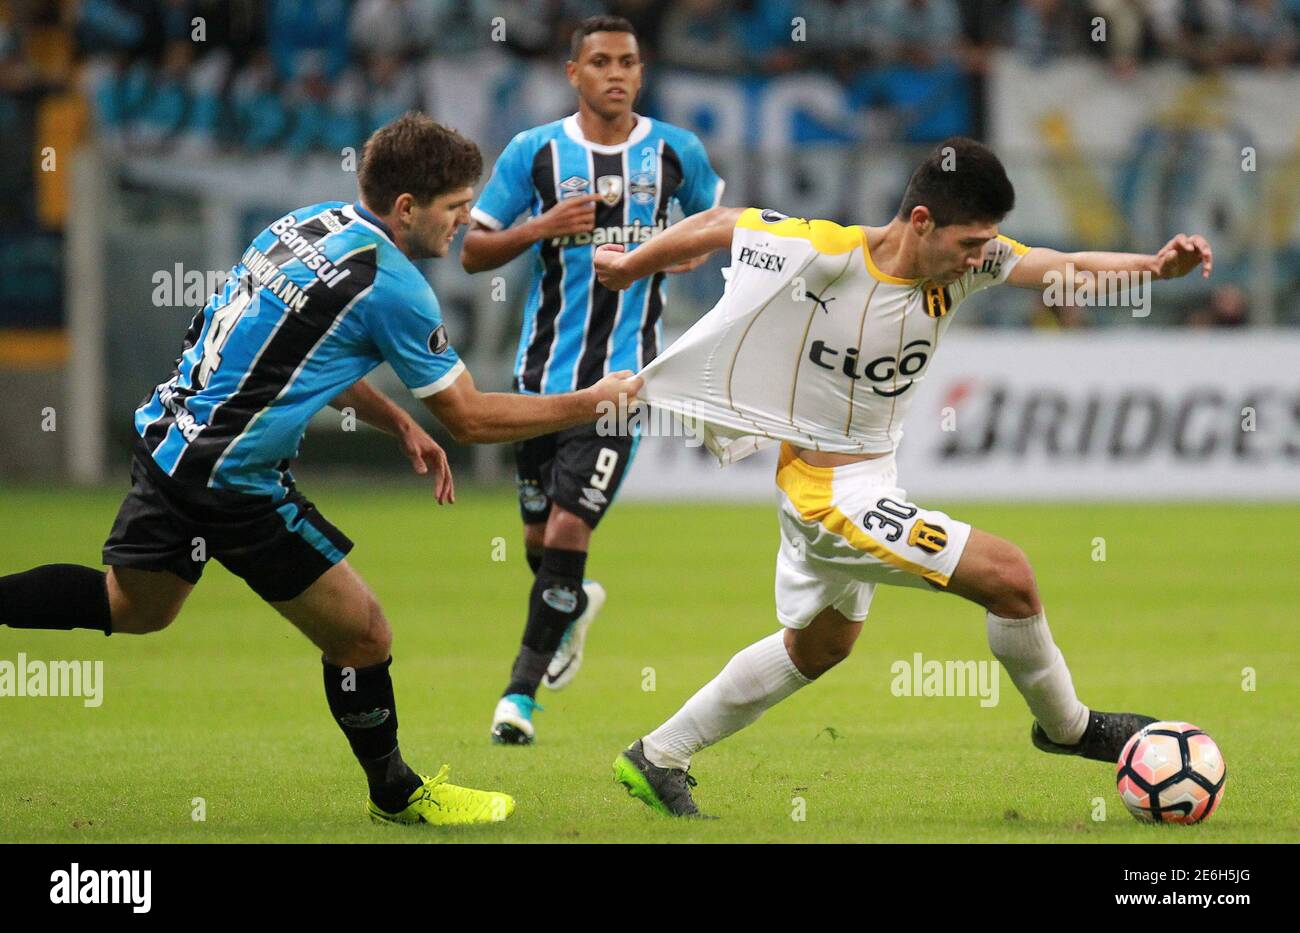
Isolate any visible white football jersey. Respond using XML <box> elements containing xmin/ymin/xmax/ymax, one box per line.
<box><xmin>639</xmin><ymin>208</ymin><xmax>1030</xmax><ymax>463</ymax></box>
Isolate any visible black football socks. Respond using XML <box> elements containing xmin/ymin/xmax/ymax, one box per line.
<box><xmin>322</xmin><ymin>656</ymin><xmax>421</xmax><ymax>813</ymax></box>
<box><xmin>504</xmin><ymin>547</ymin><xmax>587</xmax><ymax>698</ymax></box>
<box><xmin>0</xmin><ymin>564</ymin><xmax>112</xmax><ymax>636</ymax></box>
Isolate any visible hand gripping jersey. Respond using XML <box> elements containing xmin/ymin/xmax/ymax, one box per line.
<box><xmin>471</xmin><ymin>113</ymin><xmax>724</xmax><ymax>394</ymax></box>
<box><xmin>135</xmin><ymin>201</ymin><xmax>465</xmax><ymax>496</ymax></box>
<box><xmin>639</xmin><ymin>208</ymin><xmax>1030</xmax><ymax>464</ymax></box>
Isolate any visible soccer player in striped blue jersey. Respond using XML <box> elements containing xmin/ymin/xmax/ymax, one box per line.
<box><xmin>461</xmin><ymin>16</ymin><xmax>724</xmax><ymax>744</ymax></box>
<box><xmin>0</xmin><ymin>113</ymin><xmax>641</xmax><ymax>826</ymax></box>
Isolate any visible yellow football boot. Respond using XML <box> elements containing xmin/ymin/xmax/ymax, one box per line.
<box><xmin>367</xmin><ymin>765</ymin><xmax>515</xmax><ymax>826</ymax></box>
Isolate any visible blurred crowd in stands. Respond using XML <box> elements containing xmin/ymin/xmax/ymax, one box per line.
<box><xmin>1</xmin><ymin>0</ymin><xmax>1293</xmax><ymax>330</ymax></box>
<box><xmin>1</xmin><ymin>0</ymin><xmax>1296</xmax><ymax>157</ymax></box>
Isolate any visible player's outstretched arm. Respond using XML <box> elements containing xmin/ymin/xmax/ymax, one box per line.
<box><xmin>330</xmin><ymin>380</ymin><xmax>455</xmax><ymax>504</ymax></box>
<box><xmin>1006</xmin><ymin>233</ymin><xmax>1213</xmax><ymax>291</ymax></box>
<box><xmin>595</xmin><ymin>205</ymin><xmax>746</xmax><ymax>290</ymax></box>
<box><xmin>460</xmin><ymin>194</ymin><xmax>603</xmax><ymax>273</ymax></box>
<box><xmin>422</xmin><ymin>368</ymin><xmax>642</xmax><ymax>445</ymax></box>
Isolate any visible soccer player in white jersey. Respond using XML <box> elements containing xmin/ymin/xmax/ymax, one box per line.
<box><xmin>592</xmin><ymin>137</ymin><xmax>1214</xmax><ymax>817</ymax></box>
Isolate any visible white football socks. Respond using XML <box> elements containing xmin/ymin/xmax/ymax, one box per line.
<box><xmin>643</xmin><ymin>630</ymin><xmax>811</xmax><ymax>770</ymax></box>
<box><xmin>986</xmin><ymin>609</ymin><xmax>1089</xmax><ymax>745</ymax></box>
<box><xmin>641</xmin><ymin>612</ymin><xmax>1088</xmax><ymax>770</ymax></box>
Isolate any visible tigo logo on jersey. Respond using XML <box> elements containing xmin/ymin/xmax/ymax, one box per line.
<box><xmin>808</xmin><ymin>338</ymin><xmax>932</xmax><ymax>396</ymax></box>
<box><xmin>596</xmin><ymin>175</ymin><xmax>624</xmax><ymax>206</ymax></box>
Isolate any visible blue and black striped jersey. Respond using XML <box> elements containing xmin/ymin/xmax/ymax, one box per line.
<box><xmin>135</xmin><ymin>201</ymin><xmax>465</xmax><ymax>497</ymax></box>
<box><xmin>471</xmin><ymin>113</ymin><xmax>723</xmax><ymax>394</ymax></box>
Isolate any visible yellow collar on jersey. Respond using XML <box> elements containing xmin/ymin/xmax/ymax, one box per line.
<box><xmin>859</xmin><ymin>227</ymin><xmax>922</xmax><ymax>286</ymax></box>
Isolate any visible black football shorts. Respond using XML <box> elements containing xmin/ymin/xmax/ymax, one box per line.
<box><xmin>102</xmin><ymin>446</ymin><xmax>353</xmax><ymax>602</ymax></box>
<box><xmin>513</xmin><ymin>420</ymin><xmax>640</xmax><ymax>529</ymax></box>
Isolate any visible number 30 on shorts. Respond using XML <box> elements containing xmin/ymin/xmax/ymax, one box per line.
<box><xmin>862</xmin><ymin>496</ymin><xmax>949</xmax><ymax>555</ymax></box>
<box><xmin>589</xmin><ymin>448</ymin><xmax>619</xmax><ymax>491</ymax></box>
<box><xmin>861</xmin><ymin>497</ymin><xmax>916</xmax><ymax>542</ymax></box>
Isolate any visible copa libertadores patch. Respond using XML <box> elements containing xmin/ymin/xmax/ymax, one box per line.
<box><xmin>428</xmin><ymin>324</ymin><xmax>449</xmax><ymax>354</ymax></box>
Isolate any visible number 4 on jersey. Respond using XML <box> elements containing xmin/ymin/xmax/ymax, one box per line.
<box><xmin>196</xmin><ymin>279</ymin><xmax>254</xmax><ymax>389</ymax></box>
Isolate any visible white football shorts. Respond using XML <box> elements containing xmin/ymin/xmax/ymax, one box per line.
<box><xmin>773</xmin><ymin>443</ymin><xmax>972</xmax><ymax>628</ymax></box>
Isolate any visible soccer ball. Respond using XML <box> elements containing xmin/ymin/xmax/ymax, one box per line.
<box><xmin>1115</xmin><ymin>721</ymin><xmax>1226</xmax><ymax>824</ymax></box>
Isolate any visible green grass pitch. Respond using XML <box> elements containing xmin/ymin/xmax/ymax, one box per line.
<box><xmin>1</xmin><ymin>484</ymin><xmax>1296</xmax><ymax>843</ymax></box>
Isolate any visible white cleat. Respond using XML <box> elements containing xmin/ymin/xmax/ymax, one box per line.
<box><xmin>542</xmin><ymin>580</ymin><xmax>605</xmax><ymax>691</ymax></box>
<box><xmin>490</xmin><ymin>693</ymin><xmax>539</xmax><ymax>745</ymax></box>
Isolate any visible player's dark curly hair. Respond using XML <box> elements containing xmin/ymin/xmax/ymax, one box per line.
<box><xmin>897</xmin><ymin>137</ymin><xmax>1015</xmax><ymax>227</ymax></box>
<box><xmin>358</xmin><ymin>111</ymin><xmax>482</xmax><ymax>212</ymax></box>
<box><xmin>570</xmin><ymin>14</ymin><xmax>638</xmax><ymax>60</ymax></box>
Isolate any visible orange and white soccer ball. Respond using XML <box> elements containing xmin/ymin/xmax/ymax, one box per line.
<box><xmin>1115</xmin><ymin>721</ymin><xmax>1226</xmax><ymax>824</ymax></box>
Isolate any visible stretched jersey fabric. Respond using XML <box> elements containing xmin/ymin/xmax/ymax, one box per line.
<box><xmin>135</xmin><ymin>201</ymin><xmax>465</xmax><ymax>497</ymax></box>
<box><xmin>639</xmin><ymin>208</ymin><xmax>1030</xmax><ymax>464</ymax></box>
<box><xmin>471</xmin><ymin>113</ymin><xmax>724</xmax><ymax>395</ymax></box>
